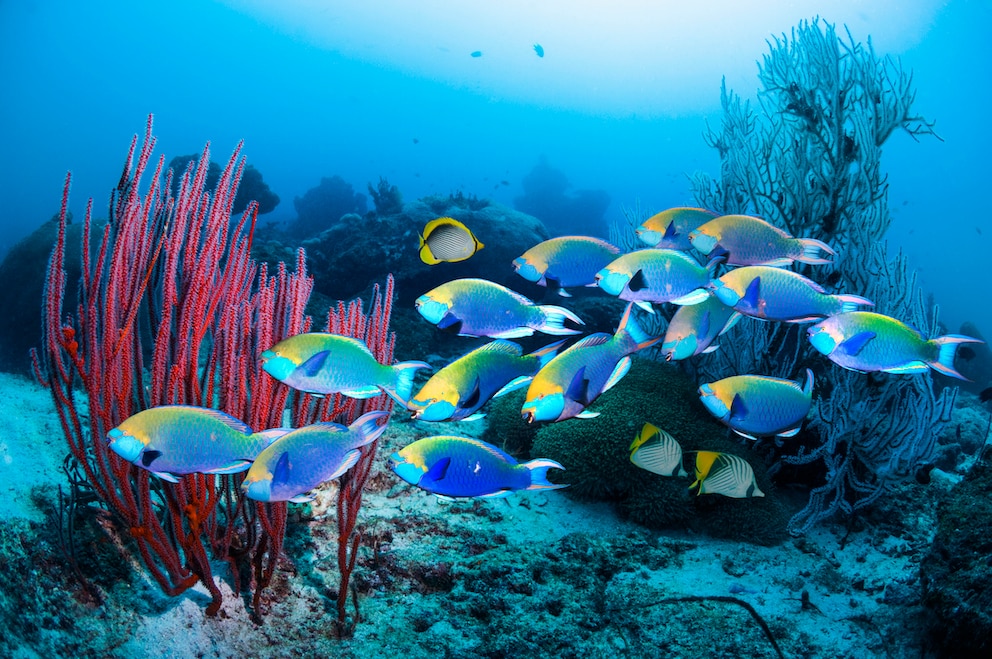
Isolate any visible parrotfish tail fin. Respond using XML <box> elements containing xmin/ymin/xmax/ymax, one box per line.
<box><xmin>931</xmin><ymin>335</ymin><xmax>984</xmax><ymax>380</ymax></box>
<box><xmin>385</xmin><ymin>361</ymin><xmax>432</xmax><ymax>405</ymax></box>
<box><xmin>797</xmin><ymin>238</ymin><xmax>836</xmax><ymax>265</ymax></box>
<box><xmin>528</xmin><ymin>339</ymin><xmax>569</xmax><ymax>368</ymax></box>
<box><xmin>522</xmin><ymin>458</ymin><xmax>568</xmax><ymax>491</ymax></box>
<box><xmin>348</xmin><ymin>410</ymin><xmax>391</xmax><ymax>446</ymax></box>
<box><xmin>704</xmin><ymin>254</ymin><xmax>726</xmax><ymax>274</ymax></box>
<box><xmin>836</xmin><ymin>294</ymin><xmax>874</xmax><ymax>314</ymax></box>
<box><xmin>617</xmin><ymin>303</ymin><xmax>661</xmax><ymax>351</ymax></box>
<box><xmin>536</xmin><ymin>304</ymin><xmax>585</xmax><ymax>335</ymax></box>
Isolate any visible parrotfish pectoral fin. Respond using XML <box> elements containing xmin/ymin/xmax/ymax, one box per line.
<box><xmin>566</xmin><ymin>366</ymin><xmax>590</xmax><ymax>404</ymax></box>
<box><xmin>141</xmin><ymin>449</ymin><xmax>163</xmax><ymax>468</ymax></box>
<box><xmin>300</xmin><ymin>350</ymin><xmax>331</xmax><ymax>377</ymax></box>
<box><xmin>437</xmin><ymin>313</ymin><xmax>463</xmax><ymax>333</ymax></box>
<box><xmin>698</xmin><ymin>311</ymin><xmax>712</xmax><ymax>338</ymax></box>
<box><xmin>627</xmin><ymin>270</ymin><xmax>647</xmax><ymax>292</ymax></box>
<box><xmin>460</xmin><ymin>377</ymin><xmax>483</xmax><ymax>409</ymax></box>
<box><xmin>425</xmin><ymin>457</ymin><xmax>452</xmax><ymax>482</ymax></box>
<box><xmin>273</xmin><ymin>452</ymin><xmax>291</xmax><ymax>485</ymax></box>
<box><xmin>742</xmin><ymin>277</ymin><xmax>762</xmax><ymax>309</ymax></box>
<box><xmin>931</xmin><ymin>335</ymin><xmax>985</xmax><ymax>380</ymax></box>
<box><xmin>663</xmin><ymin>220</ymin><xmax>679</xmax><ymax>240</ymax></box>
<box><xmin>522</xmin><ymin>458</ymin><xmax>567</xmax><ymax>491</ymax></box>
<box><xmin>729</xmin><ymin>393</ymin><xmax>748</xmax><ymax>422</ymax></box>
<box><xmin>838</xmin><ymin>331</ymin><xmax>876</xmax><ymax>356</ymax></box>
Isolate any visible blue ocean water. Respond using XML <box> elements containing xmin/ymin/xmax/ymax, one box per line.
<box><xmin>2</xmin><ymin>2</ymin><xmax>992</xmax><ymax>657</ymax></box>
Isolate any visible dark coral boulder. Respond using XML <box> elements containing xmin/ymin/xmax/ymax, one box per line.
<box><xmin>920</xmin><ymin>461</ymin><xmax>992</xmax><ymax>656</ymax></box>
<box><xmin>298</xmin><ymin>195</ymin><xmax>551</xmax><ymax>308</ymax></box>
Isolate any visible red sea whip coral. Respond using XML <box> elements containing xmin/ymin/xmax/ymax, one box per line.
<box><xmin>32</xmin><ymin>115</ymin><xmax>395</xmax><ymax>627</ymax></box>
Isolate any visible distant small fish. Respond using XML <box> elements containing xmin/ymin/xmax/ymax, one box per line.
<box><xmin>689</xmin><ymin>451</ymin><xmax>764</xmax><ymax>498</ymax></box>
<box><xmin>419</xmin><ymin>216</ymin><xmax>484</xmax><ymax>265</ymax></box>
<box><xmin>500</xmin><ymin>180</ymin><xmax>509</xmax><ymax>186</ymax></box>
<box><xmin>243</xmin><ymin>411</ymin><xmax>389</xmax><ymax>503</ymax></box>
<box><xmin>533</xmin><ymin>43</ymin><xmax>545</xmax><ymax>57</ymax></box>
<box><xmin>824</xmin><ymin>270</ymin><xmax>843</xmax><ymax>288</ymax></box>
<box><xmin>976</xmin><ymin>226</ymin><xmax>983</xmax><ymax>235</ymax></box>
<box><xmin>390</xmin><ymin>435</ymin><xmax>566</xmax><ymax>498</ymax></box>
<box><xmin>979</xmin><ymin>386</ymin><xmax>992</xmax><ymax>403</ymax></box>
<box><xmin>413</xmin><ymin>137</ymin><xmax>420</xmax><ymax>144</ymax></box>
<box><xmin>630</xmin><ymin>422</ymin><xmax>687</xmax><ymax>477</ymax></box>
<box><xmin>471</xmin><ymin>50</ymin><xmax>483</xmax><ymax>58</ymax></box>
<box><xmin>958</xmin><ymin>346</ymin><xmax>976</xmax><ymax>361</ymax></box>
<box><xmin>808</xmin><ymin>311</ymin><xmax>982</xmax><ymax>380</ymax></box>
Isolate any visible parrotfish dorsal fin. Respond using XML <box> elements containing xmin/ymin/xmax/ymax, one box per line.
<box><xmin>141</xmin><ymin>450</ymin><xmax>162</xmax><ymax>467</ymax></box>
<box><xmin>300</xmin><ymin>350</ymin><xmax>330</xmax><ymax>377</ymax></box>
<box><xmin>729</xmin><ymin>393</ymin><xmax>748</xmax><ymax>422</ymax></box>
<box><xmin>742</xmin><ymin>277</ymin><xmax>762</xmax><ymax>309</ymax></box>
<box><xmin>838</xmin><ymin>331</ymin><xmax>876</xmax><ymax>356</ymax></box>
<box><xmin>273</xmin><ymin>452</ymin><xmax>291</xmax><ymax>484</ymax></box>
<box><xmin>627</xmin><ymin>270</ymin><xmax>647</xmax><ymax>292</ymax></box>
<box><xmin>426</xmin><ymin>457</ymin><xmax>451</xmax><ymax>482</ymax></box>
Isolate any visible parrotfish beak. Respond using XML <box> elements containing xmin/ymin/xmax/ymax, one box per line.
<box><xmin>807</xmin><ymin>324</ymin><xmax>838</xmax><ymax>355</ymax></box>
<box><xmin>709</xmin><ymin>280</ymin><xmax>741</xmax><ymax>308</ymax></box>
<box><xmin>513</xmin><ymin>258</ymin><xmax>542</xmax><ymax>283</ymax></box>
<box><xmin>689</xmin><ymin>230</ymin><xmax>717</xmax><ymax>255</ymax></box>
<box><xmin>663</xmin><ymin>334</ymin><xmax>697</xmax><ymax>362</ymax></box>
<box><xmin>636</xmin><ymin>227</ymin><xmax>661</xmax><ymax>246</ymax></box>
<box><xmin>106</xmin><ymin>427</ymin><xmax>145</xmax><ymax>464</ymax></box>
<box><xmin>243</xmin><ymin>478</ymin><xmax>272</xmax><ymax>502</ymax></box>
<box><xmin>389</xmin><ymin>453</ymin><xmax>425</xmax><ymax>486</ymax></box>
<box><xmin>697</xmin><ymin>383</ymin><xmax>730</xmax><ymax>420</ymax></box>
<box><xmin>521</xmin><ymin>392</ymin><xmax>565</xmax><ymax>423</ymax></box>
<box><xmin>410</xmin><ymin>400</ymin><xmax>456</xmax><ymax>422</ymax></box>
<box><xmin>595</xmin><ymin>269</ymin><xmax>629</xmax><ymax>297</ymax></box>
<box><xmin>415</xmin><ymin>296</ymin><xmax>449</xmax><ymax>325</ymax></box>
<box><xmin>261</xmin><ymin>353</ymin><xmax>298</xmax><ymax>383</ymax></box>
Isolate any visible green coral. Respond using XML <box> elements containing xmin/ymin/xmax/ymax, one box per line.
<box><xmin>532</xmin><ymin>357</ymin><xmax>788</xmax><ymax>545</ymax></box>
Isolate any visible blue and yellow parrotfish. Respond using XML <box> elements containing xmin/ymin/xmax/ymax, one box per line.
<box><xmin>636</xmin><ymin>207</ymin><xmax>719</xmax><ymax>251</ymax></box>
<box><xmin>521</xmin><ymin>304</ymin><xmax>659</xmax><ymax>422</ymax></box>
<box><xmin>408</xmin><ymin>339</ymin><xmax>565</xmax><ymax>422</ymax></box>
<box><xmin>419</xmin><ymin>216</ymin><xmax>484</xmax><ymax>265</ymax></box>
<box><xmin>661</xmin><ymin>292</ymin><xmax>741</xmax><ymax>361</ymax></box>
<box><xmin>709</xmin><ymin>265</ymin><xmax>872</xmax><ymax>322</ymax></box>
<box><xmin>807</xmin><ymin>311</ymin><xmax>983</xmax><ymax>380</ymax></box>
<box><xmin>389</xmin><ymin>435</ymin><xmax>566</xmax><ymax>498</ymax></box>
<box><xmin>689</xmin><ymin>451</ymin><xmax>764</xmax><ymax>498</ymax></box>
<box><xmin>513</xmin><ymin>236</ymin><xmax>620</xmax><ymax>297</ymax></box>
<box><xmin>242</xmin><ymin>411</ymin><xmax>389</xmax><ymax>503</ymax></box>
<box><xmin>698</xmin><ymin>369</ymin><xmax>814</xmax><ymax>439</ymax></box>
<box><xmin>629</xmin><ymin>423</ymin><xmax>687</xmax><ymax>477</ymax></box>
<box><xmin>106</xmin><ymin>405</ymin><xmax>284</xmax><ymax>483</ymax></box>
<box><xmin>415</xmin><ymin>277</ymin><xmax>584</xmax><ymax>338</ymax></box>
<box><xmin>595</xmin><ymin>249</ymin><xmax>716</xmax><ymax>311</ymax></box>
<box><xmin>261</xmin><ymin>332</ymin><xmax>429</xmax><ymax>405</ymax></box>
<box><xmin>689</xmin><ymin>214</ymin><xmax>835</xmax><ymax>267</ymax></box>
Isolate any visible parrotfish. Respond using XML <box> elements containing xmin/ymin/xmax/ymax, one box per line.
<box><xmin>261</xmin><ymin>332</ymin><xmax>429</xmax><ymax>405</ymax></box>
<box><xmin>807</xmin><ymin>311</ymin><xmax>983</xmax><ymax>380</ymax></box>
<box><xmin>415</xmin><ymin>277</ymin><xmax>584</xmax><ymax>338</ymax></box>
<box><xmin>408</xmin><ymin>339</ymin><xmax>565</xmax><ymax>422</ymax></box>
<box><xmin>661</xmin><ymin>292</ymin><xmax>741</xmax><ymax>361</ymax></box>
<box><xmin>106</xmin><ymin>405</ymin><xmax>283</xmax><ymax>483</ymax></box>
<box><xmin>513</xmin><ymin>236</ymin><xmax>620</xmax><ymax>297</ymax></box>
<box><xmin>689</xmin><ymin>214</ymin><xmax>835</xmax><ymax>266</ymax></box>
<box><xmin>698</xmin><ymin>369</ymin><xmax>814</xmax><ymax>439</ymax></box>
<box><xmin>595</xmin><ymin>249</ymin><xmax>716</xmax><ymax>311</ymax></box>
<box><xmin>709</xmin><ymin>265</ymin><xmax>872</xmax><ymax>322</ymax></box>
<box><xmin>689</xmin><ymin>451</ymin><xmax>764</xmax><ymax>498</ymax></box>
<box><xmin>629</xmin><ymin>423</ymin><xmax>687</xmax><ymax>477</ymax></box>
<box><xmin>419</xmin><ymin>216</ymin><xmax>484</xmax><ymax>265</ymax></box>
<box><xmin>636</xmin><ymin>207</ymin><xmax>719</xmax><ymax>251</ymax></box>
<box><xmin>242</xmin><ymin>411</ymin><xmax>389</xmax><ymax>503</ymax></box>
<box><xmin>390</xmin><ymin>435</ymin><xmax>566</xmax><ymax>498</ymax></box>
<box><xmin>521</xmin><ymin>303</ymin><xmax>659</xmax><ymax>422</ymax></box>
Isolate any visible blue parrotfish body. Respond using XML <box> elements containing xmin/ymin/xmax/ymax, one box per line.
<box><xmin>390</xmin><ymin>435</ymin><xmax>566</xmax><ymax>498</ymax></box>
<box><xmin>689</xmin><ymin>214</ymin><xmax>835</xmax><ymax>267</ymax></box>
<box><xmin>513</xmin><ymin>236</ymin><xmax>620</xmax><ymax>297</ymax></box>
<box><xmin>698</xmin><ymin>369</ymin><xmax>814</xmax><ymax>439</ymax></box>
<box><xmin>242</xmin><ymin>411</ymin><xmax>390</xmax><ymax>503</ymax></box>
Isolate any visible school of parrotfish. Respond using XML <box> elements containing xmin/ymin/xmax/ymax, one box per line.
<box><xmin>106</xmin><ymin>208</ymin><xmax>983</xmax><ymax>503</ymax></box>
